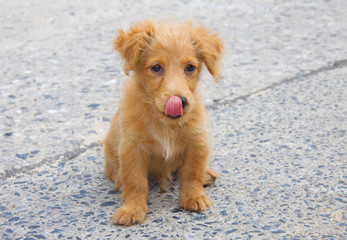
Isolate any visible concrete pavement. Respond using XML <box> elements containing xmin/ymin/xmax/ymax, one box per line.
<box><xmin>1</xmin><ymin>0</ymin><xmax>346</xmax><ymax>239</ymax></box>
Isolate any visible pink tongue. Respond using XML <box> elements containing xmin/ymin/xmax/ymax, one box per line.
<box><xmin>165</xmin><ymin>96</ymin><xmax>183</xmax><ymax>117</ymax></box>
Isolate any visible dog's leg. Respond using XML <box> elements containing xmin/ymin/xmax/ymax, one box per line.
<box><xmin>104</xmin><ymin>113</ymin><xmax>123</xmax><ymax>191</ymax></box>
<box><xmin>111</xmin><ymin>144</ymin><xmax>149</xmax><ymax>226</ymax></box>
<box><xmin>179</xmin><ymin>138</ymin><xmax>212</xmax><ymax>211</ymax></box>
<box><xmin>203</xmin><ymin>168</ymin><xmax>219</xmax><ymax>187</ymax></box>
<box><xmin>104</xmin><ymin>145</ymin><xmax>122</xmax><ymax>191</ymax></box>
<box><xmin>104</xmin><ymin>133</ymin><xmax>122</xmax><ymax>191</ymax></box>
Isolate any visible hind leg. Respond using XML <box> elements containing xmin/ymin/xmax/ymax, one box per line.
<box><xmin>104</xmin><ymin>116</ymin><xmax>122</xmax><ymax>191</ymax></box>
<box><xmin>104</xmin><ymin>138</ymin><xmax>122</xmax><ymax>191</ymax></box>
<box><xmin>203</xmin><ymin>168</ymin><xmax>219</xmax><ymax>187</ymax></box>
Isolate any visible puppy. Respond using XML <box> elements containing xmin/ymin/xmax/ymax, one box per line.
<box><xmin>104</xmin><ymin>20</ymin><xmax>223</xmax><ymax>226</ymax></box>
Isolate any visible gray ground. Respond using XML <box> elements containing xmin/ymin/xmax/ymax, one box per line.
<box><xmin>1</xmin><ymin>0</ymin><xmax>346</xmax><ymax>239</ymax></box>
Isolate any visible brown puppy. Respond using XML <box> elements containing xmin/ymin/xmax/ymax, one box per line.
<box><xmin>104</xmin><ymin>20</ymin><xmax>223</xmax><ymax>226</ymax></box>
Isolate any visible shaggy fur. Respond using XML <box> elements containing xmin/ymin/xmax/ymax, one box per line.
<box><xmin>104</xmin><ymin>20</ymin><xmax>223</xmax><ymax>226</ymax></box>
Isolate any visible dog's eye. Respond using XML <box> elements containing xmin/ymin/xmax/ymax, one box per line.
<box><xmin>185</xmin><ymin>64</ymin><xmax>196</xmax><ymax>72</ymax></box>
<box><xmin>151</xmin><ymin>64</ymin><xmax>162</xmax><ymax>73</ymax></box>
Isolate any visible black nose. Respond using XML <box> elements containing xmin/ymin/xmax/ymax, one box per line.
<box><xmin>178</xmin><ymin>97</ymin><xmax>188</xmax><ymax>108</ymax></box>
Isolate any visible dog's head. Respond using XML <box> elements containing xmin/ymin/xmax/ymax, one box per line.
<box><xmin>114</xmin><ymin>20</ymin><xmax>223</xmax><ymax>122</ymax></box>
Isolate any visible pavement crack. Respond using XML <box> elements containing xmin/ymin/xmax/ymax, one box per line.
<box><xmin>1</xmin><ymin>142</ymin><xmax>100</xmax><ymax>180</ymax></box>
<box><xmin>2</xmin><ymin>59</ymin><xmax>346</xmax><ymax>180</ymax></box>
<box><xmin>207</xmin><ymin>58</ymin><xmax>347</xmax><ymax>110</ymax></box>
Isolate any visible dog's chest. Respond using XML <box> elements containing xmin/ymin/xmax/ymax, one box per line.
<box><xmin>149</xmin><ymin>125</ymin><xmax>184</xmax><ymax>161</ymax></box>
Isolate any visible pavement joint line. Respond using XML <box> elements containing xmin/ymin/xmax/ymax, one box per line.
<box><xmin>207</xmin><ymin>58</ymin><xmax>347</xmax><ymax>110</ymax></box>
<box><xmin>1</xmin><ymin>142</ymin><xmax>100</xmax><ymax>181</ymax></box>
<box><xmin>2</xmin><ymin>59</ymin><xmax>346</xmax><ymax>181</ymax></box>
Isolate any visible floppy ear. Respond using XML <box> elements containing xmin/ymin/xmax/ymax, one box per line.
<box><xmin>192</xmin><ymin>26</ymin><xmax>224</xmax><ymax>82</ymax></box>
<box><xmin>114</xmin><ymin>20</ymin><xmax>155</xmax><ymax>75</ymax></box>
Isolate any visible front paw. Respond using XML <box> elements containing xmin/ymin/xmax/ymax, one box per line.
<box><xmin>179</xmin><ymin>193</ymin><xmax>212</xmax><ymax>211</ymax></box>
<box><xmin>112</xmin><ymin>204</ymin><xmax>147</xmax><ymax>226</ymax></box>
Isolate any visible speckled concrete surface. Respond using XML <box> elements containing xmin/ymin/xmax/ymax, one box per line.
<box><xmin>1</xmin><ymin>0</ymin><xmax>346</xmax><ymax>239</ymax></box>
